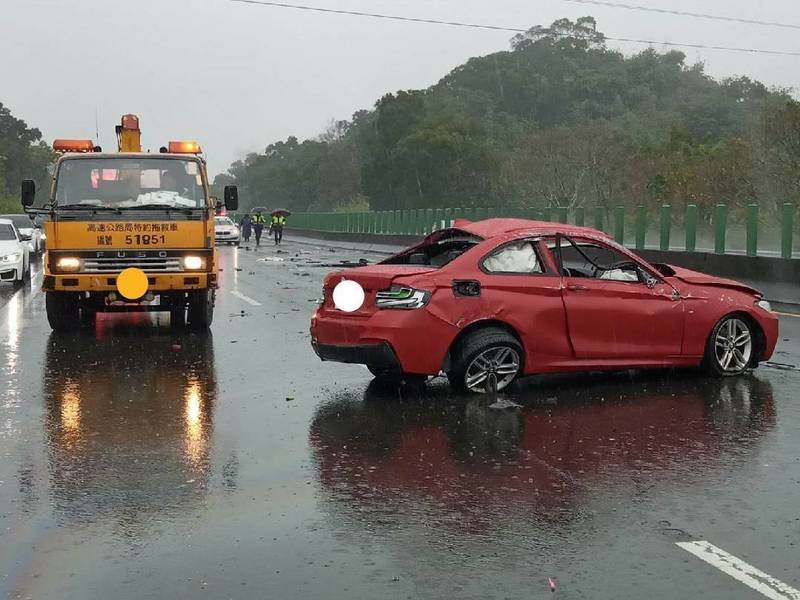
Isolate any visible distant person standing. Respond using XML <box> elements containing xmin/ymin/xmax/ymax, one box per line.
<box><xmin>271</xmin><ymin>213</ymin><xmax>286</xmax><ymax>245</ymax></box>
<box><xmin>252</xmin><ymin>211</ymin><xmax>267</xmax><ymax>247</ymax></box>
<box><xmin>240</xmin><ymin>213</ymin><xmax>252</xmax><ymax>244</ymax></box>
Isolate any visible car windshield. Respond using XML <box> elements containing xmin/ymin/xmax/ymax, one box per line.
<box><xmin>0</xmin><ymin>215</ymin><xmax>33</xmax><ymax>229</ymax></box>
<box><xmin>215</xmin><ymin>217</ymin><xmax>233</xmax><ymax>226</ymax></box>
<box><xmin>0</xmin><ymin>224</ymin><xmax>17</xmax><ymax>241</ymax></box>
<box><xmin>54</xmin><ymin>157</ymin><xmax>207</xmax><ymax>210</ymax></box>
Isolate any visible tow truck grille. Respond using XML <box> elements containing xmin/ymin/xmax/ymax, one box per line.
<box><xmin>82</xmin><ymin>257</ymin><xmax>182</xmax><ymax>273</ymax></box>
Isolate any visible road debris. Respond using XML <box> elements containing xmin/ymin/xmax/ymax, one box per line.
<box><xmin>488</xmin><ymin>398</ymin><xmax>522</xmax><ymax>410</ymax></box>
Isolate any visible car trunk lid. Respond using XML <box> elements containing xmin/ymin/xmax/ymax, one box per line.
<box><xmin>321</xmin><ymin>265</ymin><xmax>436</xmax><ymax>314</ymax></box>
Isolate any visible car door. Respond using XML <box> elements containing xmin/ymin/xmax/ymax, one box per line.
<box><xmin>551</xmin><ymin>235</ymin><xmax>685</xmax><ymax>360</ymax></box>
<box><xmin>477</xmin><ymin>238</ymin><xmax>573</xmax><ymax>369</ymax></box>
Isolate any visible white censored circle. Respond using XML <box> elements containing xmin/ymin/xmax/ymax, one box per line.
<box><xmin>332</xmin><ymin>279</ymin><xmax>365</xmax><ymax>312</ymax></box>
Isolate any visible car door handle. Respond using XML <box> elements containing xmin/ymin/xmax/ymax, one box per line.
<box><xmin>567</xmin><ymin>283</ymin><xmax>588</xmax><ymax>292</ymax></box>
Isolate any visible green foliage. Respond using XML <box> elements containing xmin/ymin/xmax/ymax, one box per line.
<box><xmin>216</xmin><ymin>16</ymin><xmax>799</xmax><ymax>218</ymax></box>
<box><xmin>0</xmin><ymin>103</ymin><xmax>53</xmax><ymax>209</ymax></box>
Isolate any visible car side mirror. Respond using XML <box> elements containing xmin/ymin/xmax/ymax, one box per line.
<box><xmin>19</xmin><ymin>233</ymin><xmax>32</xmax><ymax>241</ymax></box>
<box><xmin>224</xmin><ymin>186</ymin><xmax>239</xmax><ymax>211</ymax></box>
<box><xmin>21</xmin><ymin>180</ymin><xmax>36</xmax><ymax>207</ymax></box>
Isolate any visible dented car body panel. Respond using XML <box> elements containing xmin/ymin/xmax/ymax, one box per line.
<box><xmin>310</xmin><ymin>219</ymin><xmax>779</xmax><ymax>378</ymax></box>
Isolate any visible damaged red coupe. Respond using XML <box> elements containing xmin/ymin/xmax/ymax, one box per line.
<box><xmin>310</xmin><ymin>219</ymin><xmax>779</xmax><ymax>393</ymax></box>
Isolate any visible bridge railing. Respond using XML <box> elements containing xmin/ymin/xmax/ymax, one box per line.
<box><xmin>288</xmin><ymin>203</ymin><xmax>798</xmax><ymax>258</ymax></box>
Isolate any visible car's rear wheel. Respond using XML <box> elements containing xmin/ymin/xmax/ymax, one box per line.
<box><xmin>448</xmin><ymin>327</ymin><xmax>523</xmax><ymax>393</ymax></box>
<box><xmin>704</xmin><ymin>315</ymin><xmax>754</xmax><ymax>376</ymax></box>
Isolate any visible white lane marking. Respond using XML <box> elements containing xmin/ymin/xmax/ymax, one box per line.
<box><xmin>230</xmin><ymin>290</ymin><xmax>262</xmax><ymax>306</ymax></box>
<box><xmin>677</xmin><ymin>541</ymin><xmax>800</xmax><ymax>600</ymax></box>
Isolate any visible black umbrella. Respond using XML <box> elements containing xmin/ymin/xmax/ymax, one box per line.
<box><xmin>271</xmin><ymin>208</ymin><xmax>292</xmax><ymax>217</ymax></box>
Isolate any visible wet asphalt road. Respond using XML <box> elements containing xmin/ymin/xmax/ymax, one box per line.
<box><xmin>0</xmin><ymin>241</ymin><xmax>799</xmax><ymax>600</ymax></box>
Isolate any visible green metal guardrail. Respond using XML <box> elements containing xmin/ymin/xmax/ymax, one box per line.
<box><xmin>285</xmin><ymin>203</ymin><xmax>797</xmax><ymax>258</ymax></box>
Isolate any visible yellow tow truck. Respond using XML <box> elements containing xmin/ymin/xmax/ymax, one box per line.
<box><xmin>21</xmin><ymin>114</ymin><xmax>238</xmax><ymax>331</ymax></box>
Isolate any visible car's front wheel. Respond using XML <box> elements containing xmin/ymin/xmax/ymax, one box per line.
<box><xmin>448</xmin><ymin>327</ymin><xmax>523</xmax><ymax>393</ymax></box>
<box><xmin>704</xmin><ymin>315</ymin><xmax>755</xmax><ymax>376</ymax></box>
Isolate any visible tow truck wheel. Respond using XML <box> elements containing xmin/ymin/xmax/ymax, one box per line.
<box><xmin>187</xmin><ymin>289</ymin><xmax>214</xmax><ymax>330</ymax></box>
<box><xmin>170</xmin><ymin>296</ymin><xmax>186</xmax><ymax>328</ymax></box>
<box><xmin>46</xmin><ymin>292</ymin><xmax>80</xmax><ymax>332</ymax></box>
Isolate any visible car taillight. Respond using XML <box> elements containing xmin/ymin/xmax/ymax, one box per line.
<box><xmin>375</xmin><ymin>286</ymin><xmax>430</xmax><ymax>309</ymax></box>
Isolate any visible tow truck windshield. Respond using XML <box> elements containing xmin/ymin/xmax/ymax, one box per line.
<box><xmin>54</xmin><ymin>157</ymin><xmax>207</xmax><ymax>210</ymax></box>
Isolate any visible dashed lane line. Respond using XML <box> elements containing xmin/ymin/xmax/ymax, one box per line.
<box><xmin>230</xmin><ymin>290</ymin><xmax>262</xmax><ymax>306</ymax></box>
<box><xmin>775</xmin><ymin>311</ymin><xmax>800</xmax><ymax>318</ymax></box>
<box><xmin>677</xmin><ymin>540</ymin><xmax>800</xmax><ymax>600</ymax></box>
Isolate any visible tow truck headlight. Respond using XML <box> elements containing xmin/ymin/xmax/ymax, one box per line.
<box><xmin>183</xmin><ymin>255</ymin><xmax>205</xmax><ymax>270</ymax></box>
<box><xmin>1</xmin><ymin>253</ymin><xmax>21</xmax><ymax>263</ymax></box>
<box><xmin>756</xmin><ymin>299</ymin><xmax>772</xmax><ymax>312</ymax></box>
<box><xmin>375</xmin><ymin>286</ymin><xmax>430</xmax><ymax>309</ymax></box>
<box><xmin>56</xmin><ymin>257</ymin><xmax>80</xmax><ymax>271</ymax></box>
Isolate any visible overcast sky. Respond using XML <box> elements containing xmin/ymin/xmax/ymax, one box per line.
<box><xmin>1</xmin><ymin>0</ymin><xmax>798</xmax><ymax>175</ymax></box>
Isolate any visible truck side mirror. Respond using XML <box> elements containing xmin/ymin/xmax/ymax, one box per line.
<box><xmin>21</xmin><ymin>180</ymin><xmax>36</xmax><ymax>207</ymax></box>
<box><xmin>224</xmin><ymin>186</ymin><xmax>239</xmax><ymax>211</ymax></box>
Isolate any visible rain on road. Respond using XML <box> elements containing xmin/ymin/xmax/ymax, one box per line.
<box><xmin>1</xmin><ymin>241</ymin><xmax>799</xmax><ymax>600</ymax></box>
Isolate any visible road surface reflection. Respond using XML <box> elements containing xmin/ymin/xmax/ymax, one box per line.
<box><xmin>43</xmin><ymin>331</ymin><xmax>217</xmax><ymax>533</ymax></box>
<box><xmin>310</xmin><ymin>374</ymin><xmax>775</xmax><ymax>530</ymax></box>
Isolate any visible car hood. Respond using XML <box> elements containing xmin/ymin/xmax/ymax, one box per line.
<box><xmin>664</xmin><ymin>265</ymin><xmax>762</xmax><ymax>297</ymax></box>
<box><xmin>0</xmin><ymin>240</ymin><xmax>22</xmax><ymax>254</ymax></box>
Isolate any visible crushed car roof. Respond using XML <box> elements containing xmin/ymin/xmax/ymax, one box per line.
<box><xmin>453</xmin><ymin>218</ymin><xmax>612</xmax><ymax>239</ymax></box>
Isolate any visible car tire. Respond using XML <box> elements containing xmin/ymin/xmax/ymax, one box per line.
<box><xmin>46</xmin><ymin>292</ymin><xmax>80</xmax><ymax>332</ymax></box>
<box><xmin>187</xmin><ymin>289</ymin><xmax>214</xmax><ymax>330</ymax></box>
<box><xmin>703</xmin><ymin>315</ymin><xmax>755</xmax><ymax>377</ymax></box>
<box><xmin>447</xmin><ymin>327</ymin><xmax>524</xmax><ymax>394</ymax></box>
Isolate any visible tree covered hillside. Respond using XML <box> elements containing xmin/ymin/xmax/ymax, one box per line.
<box><xmin>0</xmin><ymin>103</ymin><xmax>53</xmax><ymax>213</ymax></box>
<box><xmin>216</xmin><ymin>17</ymin><xmax>800</xmax><ymax>220</ymax></box>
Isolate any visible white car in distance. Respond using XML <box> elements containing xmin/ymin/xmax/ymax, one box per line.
<box><xmin>0</xmin><ymin>214</ymin><xmax>44</xmax><ymax>253</ymax></box>
<box><xmin>214</xmin><ymin>216</ymin><xmax>240</xmax><ymax>246</ymax></box>
<box><xmin>0</xmin><ymin>218</ymin><xmax>31</xmax><ymax>287</ymax></box>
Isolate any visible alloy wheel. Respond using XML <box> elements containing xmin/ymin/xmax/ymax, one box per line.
<box><xmin>714</xmin><ymin>318</ymin><xmax>752</xmax><ymax>373</ymax></box>
<box><xmin>464</xmin><ymin>346</ymin><xmax>520</xmax><ymax>393</ymax></box>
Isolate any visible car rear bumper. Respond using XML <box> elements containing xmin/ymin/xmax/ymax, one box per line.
<box><xmin>310</xmin><ymin>307</ymin><xmax>456</xmax><ymax>374</ymax></box>
<box><xmin>312</xmin><ymin>340</ymin><xmax>400</xmax><ymax>369</ymax></box>
<box><xmin>42</xmin><ymin>272</ymin><xmax>216</xmax><ymax>292</ymax></box>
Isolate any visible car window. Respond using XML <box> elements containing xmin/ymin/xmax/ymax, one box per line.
<box><xmin>483</xmin><ymin>241</ymin><xmax>543</xmax><ymax>274</ymax></box>
<box><xmin>551</xmin><ymin>237</ymin><xmax>641</xmax><ymax>282</ymax></box>
<box><xmin>0</xmin><ymin>224</ymin><xmax>18</xmax><ymax>241</ymax></box>
<box><xmin>1</xmin><ymin>215</ymin><xmax>32</xmax><ymax>229</ymax></box>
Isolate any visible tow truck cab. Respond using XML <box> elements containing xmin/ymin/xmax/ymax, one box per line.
<box><xmin>21</xmin><ymin>115</ymin><xmax>239</xmax><ymax>331</ymax></box>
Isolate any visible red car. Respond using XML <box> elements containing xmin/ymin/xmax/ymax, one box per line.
<box><xmin>310</xmin><ymin>219</ymin><xmax>779</xmax><ymax>393</ymax></box>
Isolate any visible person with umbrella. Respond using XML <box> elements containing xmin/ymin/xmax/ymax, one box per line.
<box><xmin>251</xmin><ymin>207</ymin><xmax>268</xmax><ymax>247</ymax></box>
<box><xmin>270</xmin><ymin>209</ymin><xmax>290</xmax><ymax>245</ymax></box>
